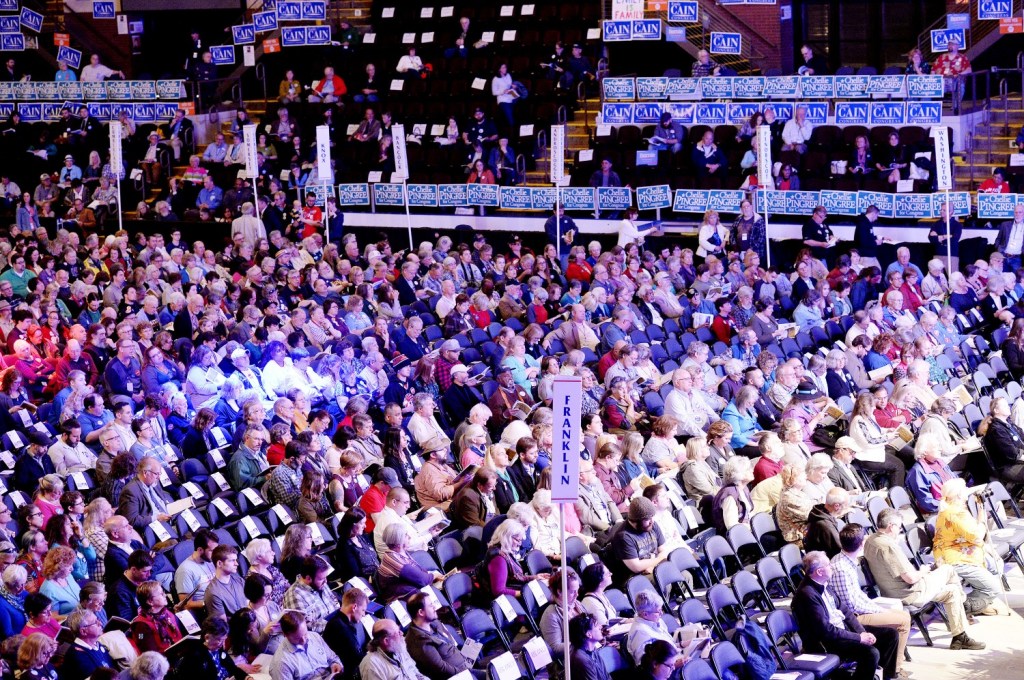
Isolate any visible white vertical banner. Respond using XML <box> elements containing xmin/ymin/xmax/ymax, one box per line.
<box><xmin>550</xmin><ymin>124</ymin><xmax>565</xmax><ymax>185</ymax></box>
<box><xmin>392</xmin><ymin>123</ymin><xmax>409</xmax><ymax>181</ymax></box>
<box><xmin>755</xmin><ymin>124</ymin><xmax>773</xmax><ymax>188</ymax></box>
<box><xmin>315</xmin><ymin>125</ymin><xmax>332</xmax><ymax>182</ymax></box>
<box><xmin>109</xmin><ymin>122</ymin><xmax>123</xmax><ymax>175</ymax></box>
<box><xmin>242</xmin><ymin>123</ymin><xmax>258</xmax><ymax>179</ymax></box>
<box><xmin>550</xmin><ymin>376</ymin><xmax>582</xmax><ymax>503</ymax></box>
<box><xmin>931</xmin><ymin>125</ymin><xmax>953</xmax><ymax>191</ymax></box>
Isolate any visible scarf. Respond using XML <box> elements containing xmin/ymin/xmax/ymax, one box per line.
<box><xmin>921</xmin><ymin>458</ymin><xmax>954</xmax><ymax>501</ymax></box>
<box><xmin>0</xmin><ymin>584</ymin><xmax>24</xmax><ymax>614</ymax></box>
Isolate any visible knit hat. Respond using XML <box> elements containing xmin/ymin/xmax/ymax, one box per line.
<box><xmin>391</xmin><ymin>353</ymin><xmax>411</xmax><ymax>372</ymax></box>
<box><xmin>628</xmin><ymin>497</ymin><xmax>657</xmax><ymax>524</ymax></box>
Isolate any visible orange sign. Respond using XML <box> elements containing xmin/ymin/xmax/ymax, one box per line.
<box><xmin>263</xmin><ymin>38</ymin><xmax>280</xmax><ymax>53</ymax></box>
<box><xmin>1001</xmin><ymin>17</ymin><xmax>1023</xmax><ymax>33</ymax></box>
<box><xmin>54</xmin><ymin>33</ymin><xmax>70</xmax><ymax>46</ymax></box>
<box><xmin>647</xmin><ymin>0</ymin><xmax>667</xmax><ymax>9</ymax></box>
<box><xmin>179</xmin><ymin>102</ymin><xmax>195</xmax><ymax>116</ymax></box>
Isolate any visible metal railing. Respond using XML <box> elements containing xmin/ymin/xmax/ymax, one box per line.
<box><xmin>967</xmin><ymin>130</ymin><xmax>975</xmax><ymax>188</ymax></box>
<box><xmin>917</xmin><ymin>0</ymin><xmax>1007</xmax><ymax>62</ymax></box>
<box><xmin>958</xmin><ymin>68</ymin><xmax>993</xmax><ymax>116</ymax></box>
<box><xmin>255</xmin><ymin>62</ymin><xmax>269</xmax><ymax>108</ymax></box>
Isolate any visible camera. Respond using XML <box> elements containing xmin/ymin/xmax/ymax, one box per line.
<box><xmin>973</xmin><ymin>487</ymin><xmax>994</xmax><ymax>500</ymax></box>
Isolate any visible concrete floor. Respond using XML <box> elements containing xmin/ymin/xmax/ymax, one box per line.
<box><xmin>900</xmin><ymin>569</ymin><xmax>1024</xmax><ymax>680</ymax></box>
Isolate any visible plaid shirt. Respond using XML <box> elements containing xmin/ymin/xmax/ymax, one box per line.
<box><xmin>436</xmin><ymin>355</ymin><xmax>457</xmax><ymax>392</ymax></box>
<box><xmin>267</xmin><ymin>461</ymin><xmax>303</xmax><ymax>509</ymax></box>
<box><xmin>829</xmin><ymin>552</ymin><xmax>883</xmax><ymax>615</ymax></box>
<box><xmin>282</xmin><ymin>580</ymin><xmax>339</xmax><ymax>633</ymax></box>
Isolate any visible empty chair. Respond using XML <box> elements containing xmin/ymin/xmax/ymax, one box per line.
<box><xmin>766</xmin><ymin>609</ymin><xmax>842</xmax><ymax>679</ymax></box>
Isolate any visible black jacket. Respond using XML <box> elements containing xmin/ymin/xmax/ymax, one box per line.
<box><xmin>803</xmin><ymin>504</ymin><xmax>842</xmax><ymax>558</ymax></box>
<box><xmin>508</xmin><ymin>459</ymin><xmax>538</xmax><ymax>502</ymax></box>
<box><xmin>173</xmin><ymin>645</ymin><xmax>246</xmax><ymax>680</ymax></box>
<box><xmin>60</xmin><ymin>641</ymin><xmax>115</xmax><ymax>680</ymax></box>
<box><xmin>1002</xmin><ymin>339</ymin><xmax>1024</xmax><ymax>379</ymax></box>
<box><xmin>323</xmin><ymin>612</ymin><xmax>368</xmax><ymax>680</ymax></box>
<box><xmin>983</xmin><ymin>418</ymin><xmax>1024</xmax><ymax>469</ymax></box>
<box><xmin>791</xmin><ymin>576</ymin><xmax>865</xmax><ymax>653</ymax></box>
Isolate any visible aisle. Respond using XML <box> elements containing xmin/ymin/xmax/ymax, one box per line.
<box><xmin>901</xmin><ymin>570</ymin><xmax>1024</xmax><ymax>680</ymax></box>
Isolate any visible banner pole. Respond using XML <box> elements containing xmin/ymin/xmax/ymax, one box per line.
<box><xmin>404</xmin><ymin>180</ymin><xmax>414</xmax><ymax>252</ymax></box>
<box><xmin>559</xmin><ymin>502</ymin><xmax>570</xmax><ymax>680</ymax></box>
<box><xmin>115</xmin><ymin>175</ymin><xmax>124</xmax><ymax>234</ymax></box>
<box><xmin>945</xmin><ymin>190</ymin><xmax>952</xmax><ymax>279</ymax></box>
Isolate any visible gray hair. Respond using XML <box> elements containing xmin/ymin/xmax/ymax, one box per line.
<box><xmin>825</xmin><ymin>349</ymin><xmax>846</xmax><ymax>370</ymax></box>
<box><xmin>469</xmin><ymin>404</ymin><xmax>493</xmax><ymax>421</ymax></box>
<box><xmin>488</xmin><ymin>519</ymin><xmax>526</xmax><ymax>554</ymax></box>
<box><xmin>2</xmin><ymin>564</ymin><xmax>27</xmax><ymax>588</ymax></box>
<box><xmin>220</xmin><ymin>374</ymin><xmax>244</xmax><ymax>401</ymax></box>
<box><xmin>724</xmin><ymin>358</ymin><xmax>744</xmax><ymax>377</ymax></box>
<box><xmin>65</xmin><ymin>608</ymin><xmax>93</xmax><ymax>635</ymax></box>
<box><xmin>802</xmin><ymin>550</ymin><xmax>829</xmax><ymax>574</ymax></box>
<box><xmin>721</xmin><ymin>456</ymin><xmax>752</xmax><ymax>486</ymax></box>
<box><xmin>806</xmin><ymin>452</ymin><xmax>834</xmax><ymax>473</ymax></box>
<box><xmin>736</xmin><ymin>385</ymin><xmax>758</xmax><ymax>408</ymax></box>
<box><xmin>244</xmin><ymin>538</ymin><xmax>271</xmax><ymax>564</ymax></box>
<box><xmin>914</xmin><ymin>431</ymin><xmax>945</xmax><ymax>460</ymax></box>
<box><xmin>634</xmin><ymin>589</ymin><xmax>664</xmax><ymax>615</ymax></box>
<box><xmin>382</xmin><ymin>522</ymin><xmax>410</xmax><ymax>550</ymax></box>
<box><xmin>907</xmin><ymin>360</ymin><xmax>930</xmax><ymax>380</ymax></box>
<box><xmin>875</xmin><ymin>507</ymin><xmax>902</xmax><ymax>531</ymax></box>
<box><xmin>130</xmin><ymin>652</ymin><xmax>171</xmax><ymax>680</ymax></box>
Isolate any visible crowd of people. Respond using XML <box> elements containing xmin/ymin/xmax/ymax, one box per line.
<box><xmin>1</xmin><ymin>9</ymin><xmax>1024</xmax><ymax>680</ymax></box>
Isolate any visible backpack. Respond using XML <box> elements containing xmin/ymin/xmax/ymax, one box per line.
<box><xmin>732</xmin><ymin>619</ymin><xmax>779</xmax><ymax>680</ymax></box>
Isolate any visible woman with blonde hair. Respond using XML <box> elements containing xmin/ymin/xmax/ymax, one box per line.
<box><xmin>776</xmin><ymin>464</ymin><xmax>815</xmax><ymax>546</ymax></box>
<box><xmin>678</xmin><ymin>436</ymin><xmax>720</xmax><ymax>501</ymax></box>
<box><xmin>32</xmin><ymin>476</ymin><xmax>63</xmax><ymax>528</ymax></box>
<box><xmin>697</xmin><ymin>209</ymin><xmax>728</xmax><ymax>260</ymax></box>
<box><xmin>16</xmin><ymin>632</ymin><xmax>58</xmax><ymax>680</ymax></box>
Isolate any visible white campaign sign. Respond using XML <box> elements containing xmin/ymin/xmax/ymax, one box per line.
<box><xmin>392</xmin><ymin>123</ymin><xmax>409</xmax><ymax>181</ymax></box>
<box><xmin>550</xmin><ymin>124</ymin><xmax>565</xmax><ymax>183</ymax></box>
<box><xmin>756</xmin><ymin>124</ymin><xmax>773</xmax><ymax>188</ymax></box>
<box><xmin>109</xmin><ymin>122</ymin><xmax>123</xmax><ymax>175</ymax></box>
<box><xmin>931</xmin><ymin>125</ymin><xmax>952</xmax><ymax>191</ymax></box>
<box><xmin>242</xmin><ymin>123</ymin><xmax>258</xmax><ymax>179</ymax></box>
<box><xmin>550</xmin><ymin>377</ymin><xmax>582</xmax><ymax>502</ymax></box>
<box><xmin>316</xmin><ymin>125</ymin><xmax>332</xmax><ymax>181</ymax></box>
<box><xmin>612</xmin><ymin>0</ymin><xmax>645</xmax><ymax>19</ymax></box>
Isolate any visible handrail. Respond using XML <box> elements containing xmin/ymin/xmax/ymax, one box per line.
<box><xmin>968</xmin><ymin>131</ymin><xmax>975</xmax><ymax>189</ymax></box>
<box><xmin>959</xmin><ymin>69</ymin><xmax>992</xmax><ymax>116</ymax></box>
<box><xmin>579</xmin><ymin>81</ymin><xmax>592</xmax><ymax>136</ymax></box>
<box><xmin>536</xmin><ymin>129</ymin><xmax>548</xmax><ymax>156</ymax></box>
<box><xmin>255</xmin><ymin>62</ymin><xmax>268</xmax><ymax>109</ymax></box>
<box><xmin>515</xmin><ymin>153</ymin><xmax>526</xmax><ymax>180</ymax></box>
<box><xmin>231</xmin><ymin>81</ymin><xmax>244</xmax><ymax>108</ymax></box>
<box><xmin>557</xmin><ymin>104</ymin><xmax>568</xmax><ymax>125</ymax></box>
<box><xmin>1001</xmin><ymin>78</ymin><xmax>1010</xmax><ymax>135</ymax></box>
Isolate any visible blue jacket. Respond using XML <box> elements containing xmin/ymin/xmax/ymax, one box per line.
<box><xmin>906</xmin><ymin>460</ymin><xmax>954</xmax><ymax>515</ymax></box>
<box><xmin>0</xmin><ymin>592</ymin><xmax>27</xmax><ymax>638</ymax></box>
<box><xmin>722</xmin><ymin>401</ymin><xmax>759</xmax><ymax>449</ymax></box>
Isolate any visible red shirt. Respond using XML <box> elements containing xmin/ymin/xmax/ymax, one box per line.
<box><xmin>753</xmin><ymin>457</ymin><xmax>783</xmax><ymax>486</ymax></box>
<box><xmin>874</xmin><ymin>404</ymin><xmax>912</xmax><ymax>429</ymax></box>
<box><xmin>565</xmin><ymin>261</ymin><xmax>593</xmax><ymax>284</ymax></box>
<box><xmin>300</xmin><ymin>206</ymin><xmax>322</xmax><ymax>238</ymax></box>
<box><xmin>469</xmin><ymin>307</ymin><xmax>491</xmax><ymax>329</ymax></box>
<box><xmin>359</xmin><ymin>484</ymin><xmax>387</xmax><ymax>533</ymax></box>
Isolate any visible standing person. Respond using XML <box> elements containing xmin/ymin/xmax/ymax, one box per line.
<box><xmin>803</xmin><ymin>206</ymin><xmax>837</xmax><ymax>267</ymax></box>
<box><xmin>791</xmin><ymin>551</ymin><xmax>898</xmax><ymax>680</ymax></box>
<box><xmin>932</xmin><ymin>36</ymin><xmax>971</xmax><ymax>113</ymax></box>
<box><xmin>853</xmin><ymin>205</ymin><xmax>890</xmax><ymax>270</ymax></box>
<box><xmin>730</xmin><ymin>199</ymin><xmax>766</xmax><ymax>262</ymax></box>
<box><xmin>928</xmin><ymin>201</ymin><xmax>963</xmax><ymax>274</ymax></box>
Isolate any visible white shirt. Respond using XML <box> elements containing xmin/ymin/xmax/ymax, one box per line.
<box><xmin>1008</xmin><ymin>221</ymin><xmax>1024</xmax><ymax>256</ymax></box>
<box><xmin>80</xmin><ymin>63</ymin><xmax>115</xmax><ymax>81</ymax></box>
<box><xmin>782</xmin><ymin>118</ymin><xmax>814</xmax><ymax>146</ymax></box>
<box><xmin>372</xmin><ymin>506</ymin><xmax>430</xmax><ymax>554</ymax></box>
<box><xmin>617</xmin><ymin>219</ymin><xmax>646</xmax><ymax>248</ymax></box>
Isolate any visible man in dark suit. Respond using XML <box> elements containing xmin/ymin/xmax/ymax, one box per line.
<box><xmin>507</xmin><ymin>437</ymin><xmax>540</xmax><ymax>503</ymax></box>
<box><xmin>829</xmin><ymin>438</ymin><xmax>866</xmax><ymax>495</ymax></box>
<box><xmin>163</xmin><ymin>108</ymin><xmax>195</xmax><ymax>160</ymax></box>
<box><xmin>173</xmin><ymin>293</ymin><xmax>203</xmax><ymax>340</ymax></box>
<box><xmin>103</xmin><ymin>515</ymin><xmax>174</xmax><ymax>590</ymax></box>
<box><xmin>106</xmin><ymin>549</ymin><xmax>154</xmax><ymax>621</ymax></box>
<box><xmin>449</xmin><ymin>468</ymin><xmax>496</xmax><ymax>531</ymax></box>
<box><xmin>803</xmin><ymin>488</ymin><xmax>848</xmax><ymax>558</ymax></box>
<box><xmin>394</xmin><ymin>260</ymin><xmax>423</xmax><ymax>307</ymax></box>
<box><xmin>118</xmin><ymin>458</ymin><xmax>174</xmax><ymax>533</ymax></box>
<box><xmin>323</xmin><ymin>588</ymin><xmax>370</xmax><ymax>680</ymax></box>
<box><xmin>791</xmin><ymin>551</ymin><xmax>898</xmax><ymax>680</ymax></box>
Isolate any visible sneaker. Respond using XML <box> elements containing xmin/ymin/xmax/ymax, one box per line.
<box><xmin>949</xmin><ymin>633</ymin><xmax>986</xmax><ymax>650</ymax></box>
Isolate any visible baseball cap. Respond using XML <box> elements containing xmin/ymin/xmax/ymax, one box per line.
<box><xmin>376</xmin><ymin>467</ymin><xmax>400</xmax><ymax>487</ymax></box>
<box><xmin>441</xmin><ymin>339</ymin><xmax>461</xmax><ymax>352</ymax></box>
<box><xmin>450</xmin><ymin>363</ymin><xmax>469</xmax><ymax>375</ymax></box>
